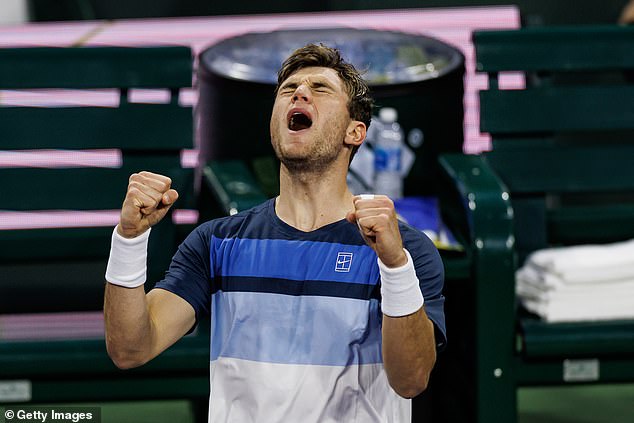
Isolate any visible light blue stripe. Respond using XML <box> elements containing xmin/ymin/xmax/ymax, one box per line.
<box><xmin>210</xmin><ymin>291</ymin><xmax>383</xmax><ymax>366</ymax></box>
<box><xmin>210</xmin><ymin>237</ymin><xmax>379</xmax><ymax>284</ymax></box>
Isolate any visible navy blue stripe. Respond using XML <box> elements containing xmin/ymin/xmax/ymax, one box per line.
<box><xmin>214</xmin><ymin>275</ymin><xmax>380</xmax><ymax>301</ymax></box>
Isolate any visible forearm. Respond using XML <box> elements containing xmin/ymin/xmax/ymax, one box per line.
<box><xmin>103</xmin><ymin>225</ymin><xmax>155</xmax><ymax>368</ymax></box>
<box><xmin>104</xmin><ymin>283</ymin><xmax>155</xmax><ymax>369</ymax></box>
<box><xmin>377</xmin><ymin>247</ymin><xmax>437</xmax><ymax>398</ymax></box>
<box><xmin>382</xmin><ymin>307</ymin><xmax>436</xmax><ymax>398</ymax></box>
<box><xmin>349</xmin><ymin>196</ymin><xmax>441</xmax><ymax>396</ymax></box>
<box><xmin>103</xmin><ymin>173</ymin><xmax>193</xmax><ymax>369</ymax></box>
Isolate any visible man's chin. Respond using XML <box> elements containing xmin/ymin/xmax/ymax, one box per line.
<box><xmin>275</xmin><ymin>143</ymin><xmax>310</xmax><ymax>163</ymax></box>
<box><xmin>278</xmin><ymin>154</ymin><xmax>311</xmax><ymax>171</ymax></box>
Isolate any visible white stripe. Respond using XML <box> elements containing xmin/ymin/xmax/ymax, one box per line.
<box><xmin>208</xmin><ymin>357</ymin><xmax>410</xmax><ymax>423</ymax></box>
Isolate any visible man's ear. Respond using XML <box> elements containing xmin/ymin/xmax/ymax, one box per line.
<box><xmin>344</xmin><ymin>120</ymin><xmax>366</xmax><ymax>147</ymax></box>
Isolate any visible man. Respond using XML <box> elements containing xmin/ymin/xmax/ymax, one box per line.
<box><xmin>104</xmin><ymin>44</ymin><xmax>445</xmax><ymax>422</ymax></box>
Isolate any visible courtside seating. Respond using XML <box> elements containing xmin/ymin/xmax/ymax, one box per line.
<box><xmin>438</xmin><ymin>25</ymin><xmax>634</xmax><ymax>422</ymax></box>
<box><xmin>0</xmin><ymin>46</ymin><xmax>209</xmax><ymax>419</ymax></box>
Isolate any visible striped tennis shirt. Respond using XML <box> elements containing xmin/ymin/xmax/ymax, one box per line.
<box><xmin>155</xmin><ymin>199</ymin><xmax>446</xmax><ymax>423</ymax></box>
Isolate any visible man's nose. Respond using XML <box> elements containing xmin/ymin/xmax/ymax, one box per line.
<box><xmin>292</xmin><ymin>84</ymin><xmax>311</xmax><ymax>103</ymax></box>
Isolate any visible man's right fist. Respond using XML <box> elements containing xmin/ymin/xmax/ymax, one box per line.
<box><xmin>118</xmin><ymin>171</ymin><xmax>179</xmax><ymax>238</ymax></box>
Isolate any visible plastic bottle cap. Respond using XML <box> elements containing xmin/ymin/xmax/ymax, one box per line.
<box><xmin>379</xmin><ymin>107</ymin><xmax>397</xmax><ymax>123</ymax></box>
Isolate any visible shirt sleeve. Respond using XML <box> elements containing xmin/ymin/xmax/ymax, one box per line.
<box><xmin>400</xmin><ymin>222</ymin><xmax>447</xmax><ymax>351</ymax></box>
<box><xmin>153</xmin><ymin>223</ymin><xmax>212</xmax><ymax>325</ymax></box>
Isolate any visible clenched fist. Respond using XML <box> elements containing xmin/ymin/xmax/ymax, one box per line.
<box><xmin>346</xmin><ymin>195</ymin><xmax>407</xmax><ymax>268</ymax></box>
<box><xmin>118</xmin><ymin>171</ymin><xmax>179</xmax><ymax>238</ymax></box>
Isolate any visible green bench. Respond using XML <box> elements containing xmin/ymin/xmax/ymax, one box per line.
<box><xmin>0</xmin><ymin>46</ymin><xmax>209</xmax><ymax>417</ymax></box>
<box><xmin>438</xmin><ymin>25</ymin><xmax>634</xmax><ymax>422</ymax></box>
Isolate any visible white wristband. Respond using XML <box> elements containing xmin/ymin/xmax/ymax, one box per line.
<box><xmin>378</xmin><ymin>248</ymin><xmax>424</xmax><ymax>317</ymax></box>
<box><xmin>105</xmin><ymin>226</ymin><xmax>151</xmax><ymax>288</ymax></box>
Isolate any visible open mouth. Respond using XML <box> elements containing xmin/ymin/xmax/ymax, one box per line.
<box><xmin>288</xmin><ymin>111</ymin><xmax>313</xmax><ymax>131</ymax></box>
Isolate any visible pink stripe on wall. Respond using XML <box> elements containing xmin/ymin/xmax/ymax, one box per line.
<box><xmin>0</xmin><ymin>149</ymin><xmax>121</xmax><ymax>168</ymax></box>
<box><xmin>0</xmin><ymin>209</ymin><xmax>198</xmax><ymax>230</ymax></box>
<box><xmin>0</xmin><ymin>21</ymin><xmax>100</xmax><ymax>47</ymax></box>
<box><xmin>0</xmin><ymin>311</ymin><xmax>104</xmax><ymax>340</ymax></box>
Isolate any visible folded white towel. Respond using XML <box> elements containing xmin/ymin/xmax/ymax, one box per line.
<box><xmin>525</xmin><ymin>239</ymin><xmax>634</xmax><ymax>284</ymax></box>
<box><xmin>517</xmin><ymin>277</ymin><xmax>634</xmax><ymax>303</ymax></box>
<box><xmin>517</xmin><ymin>264</ymin><xmax>634</xmax><ymax>290</ymax></box>
<box><xmin>522</xmin><ymin>297</ymin><xmax>634</xmax><ymax>323</ymax></box>
<box><xmin>516</xmin><ymin>239</ymin><xmax>634</xmax><ymax>322</ymax></box>
<box><xmin>519</xmin><ymin>281</ymin><xmax>634</xmax><ymax>322</ymax></box>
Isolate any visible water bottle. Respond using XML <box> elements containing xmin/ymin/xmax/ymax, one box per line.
<box><xmin>373</xmin><ymin>107</ymin><xmax>404</xmax><ymax>199</ymax></box>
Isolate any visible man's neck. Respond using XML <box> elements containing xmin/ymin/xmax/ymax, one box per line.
<box><xmin>275</xmin><ymin>163</ymin><xmax>354</xmax><ymax>232</ymax></box>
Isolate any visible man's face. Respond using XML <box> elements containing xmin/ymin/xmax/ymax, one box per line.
<box><xmin>270</xmin><ymin>66</ymin><xmax>352</xmax><ymax>172</ymax></box>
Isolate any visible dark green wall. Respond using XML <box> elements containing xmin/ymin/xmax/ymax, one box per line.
<box><xmin>28</xmin><ymin>0</ymin><xmax>631</xmax><ymax>26</ymax></box>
